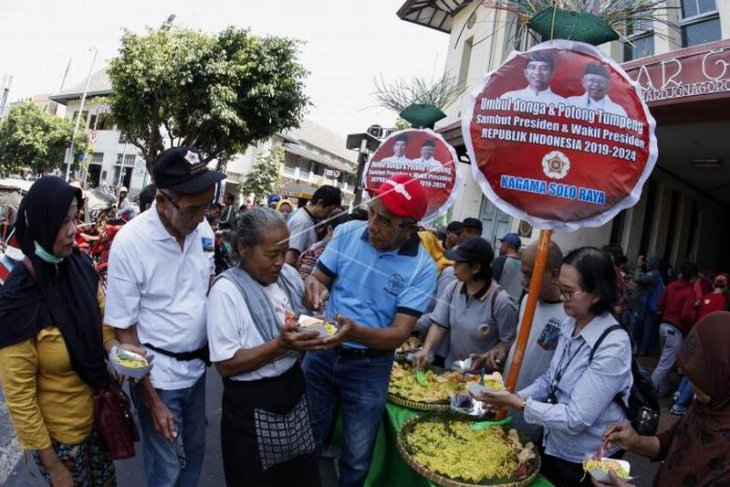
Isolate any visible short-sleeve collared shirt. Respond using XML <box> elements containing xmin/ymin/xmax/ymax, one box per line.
<box><xmin>287</xmin><ymin>207</ymin><xmax>317</xmax><ymax>254</ymax></box>
<box><xmin>316</xmin><ymin>221</ymin><xmax>437</xmax><ymax>349</ymax></box>
<box><xmin>104</xmin><ymin>203</ymin><xmax>215</xmax><ymax>390</ymax></box>
<box><xmin>430</xmin><ymin>280</ymin><xmax>518</xmax><ymax>368</ymax></box>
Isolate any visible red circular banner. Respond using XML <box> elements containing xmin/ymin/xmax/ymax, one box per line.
<box><xmin>462</xmin><ymin>40</ymin><xmax>658</xmax><ymax>231</ymax></box>
<box><xmin>364</xmin><ymin>129</ymin><xmax>462</xmax><ymax>223</ymax></box>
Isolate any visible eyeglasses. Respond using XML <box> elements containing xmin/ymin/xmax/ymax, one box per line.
<box><xmin>159</xmin><ymin>190</ymin><xmax>208</xmax><ymax>217</ymax></box>
<box><xmin>366</xmin><ymin>204</ymin><xmax>412</xmax><ymax>230</ymax></box>
<box><xmin>554</xmin><ymin>279</ymin><xmax>587</xmax><ymax>301</ymax></box>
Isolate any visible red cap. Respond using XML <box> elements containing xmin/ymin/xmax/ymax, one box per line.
<box><xmin>367</xmin><ymin>174</ymin><xmax>428</xmax><ymax>221</ymax></box>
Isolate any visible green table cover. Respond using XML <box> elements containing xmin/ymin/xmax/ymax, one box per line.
<box><xmin>332</xmin><ymin>402</ymin><xmax>553</xmax><ymax>486</ymax></box>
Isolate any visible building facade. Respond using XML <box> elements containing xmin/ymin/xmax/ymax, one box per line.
<box><xmin>51</xmin><ymin>70</ymin><xmax>357</xmax><ymax>204</ymax></box>
<box><xmin>224</xmin><ymin>119</ymin><xmax>358</xmax><ymax>206</ymax></box>
<box><xmin>399</xmin><ymin>0</ymin><xmax>730</xmax><ymax>271</ymax></box>
<box><xmin>51</xmin><ymin>70</ymin><xmax>146</xmax><ymax>194</ymax></box>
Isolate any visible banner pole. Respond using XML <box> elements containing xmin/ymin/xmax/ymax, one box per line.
<box><xmin>496</xmin><ymin>228</ymin><xmax>553</xmax><ymax>420</ymax></box>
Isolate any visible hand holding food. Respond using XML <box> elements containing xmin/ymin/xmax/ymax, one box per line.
<box><xmin>279</xmin><ymin>320</ymin><xmax>321</xmax><ymax>351</ymax></box>
<box><xmin>321</xmin><ymin>314</ymin><xmax>358</xmax><ymax>346</ymax></box>
<box><xmin>592</xmin><ymin>471</ymin><xmax>637</xmax><ymax>487</ymax></box>
<box><xmin>411</xmin><ymin>349</ymin><xmax>431</xmax><ymax>369</ymax></box>
<box><xmin>483</xmin><ymin>344</ymin><xmax>508</xmax><ymax>372</ymax></box>
<box><xmin>109</xmin><ymin>345</ymin><xmax>153</xmax><ymax>380</ymax></box>
<box><xmin>474</xmin><ymin>389</ymin><xmax>523</xmax><ymax>412</ymax></box>
<box><xmin>584</xmin><ymin>458</ymin><xmax>632</xmax><ymax>484</ymax></box>
<box><xmin>296</xmin><ymin>314</ymin><xmax>338</xmax><ymax>337</ymax></box>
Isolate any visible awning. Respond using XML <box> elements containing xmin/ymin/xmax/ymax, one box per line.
<box><xmin>284</xmin><ymin>143</ymin><xmax>355</xmax><ymax>175</ymax></box>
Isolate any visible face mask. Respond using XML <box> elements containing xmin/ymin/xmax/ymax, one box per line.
<box><xmin>34</xmin><ymin>241</ymin><xmax>64</xmax><ymax>264</ymax></box>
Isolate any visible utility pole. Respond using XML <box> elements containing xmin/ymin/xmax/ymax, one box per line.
<box><xmin>64</xmin><ymin>47</ymin><xmax>97</xmax><ymax>181</ymax></box>
<box><xmin>161</xmin><ymin>14</ymin><xmax>176</xmax><ymax>30</ymax></box>
<box><xmin>0</xmin><ymin>74</ymin><xmax>13</xmax><ymax>119</ymax></box>
<box><xmin>59</xmin><ymin>58</ymin><xmax>72</xmax><ymax>92</ymax></box>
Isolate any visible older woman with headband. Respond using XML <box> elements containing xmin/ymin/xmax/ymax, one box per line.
<box><xmin>206</xmin><ymin>208</ymin><xmax>322</xmax><ymax>486</ymax></box>
<box><xmin>0</xmin><ymin>176</ymin><xmax>142</xmax><ymax>486</ymax></box>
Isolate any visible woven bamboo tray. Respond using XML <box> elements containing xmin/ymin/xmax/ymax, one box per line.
<box><xmin>387</xmin><ymin>392</ymin><xmax>451</xmax><ymax>412</ymax></box>
<box><xmin>397</xmin><ymin>415</ymin><xmax>541</xmax><ymax>487</ymax></box>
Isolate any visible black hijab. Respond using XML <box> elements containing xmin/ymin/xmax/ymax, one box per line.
<box><xmin>0</xmin><ymin>176</ymin><xmax>109</xmax><ymax>390</ymax></box>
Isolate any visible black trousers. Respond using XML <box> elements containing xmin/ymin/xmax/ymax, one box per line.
<box><xmin>540</xmin><ymin>450</ymin><xmax>624</xmax><ymax>487</ymax></box>
<box><xmin>221</xmin><ymin>365</ymin><xmax>320</xmax><ymax>487</ymax></box>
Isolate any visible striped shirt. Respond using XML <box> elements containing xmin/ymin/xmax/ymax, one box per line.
<box><xmin>518</xmin><ymin>313</ymin><xmax>633</xmax><ymax>463</ymax></box>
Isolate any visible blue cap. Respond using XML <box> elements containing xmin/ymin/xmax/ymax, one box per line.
<box><xmin>499</xmin><ymin>232</ymin><xmax>521</xmax><ymax>248</ymax></box>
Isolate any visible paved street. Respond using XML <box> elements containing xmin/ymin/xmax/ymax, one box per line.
<box><xmin>1</xmin><ymin>360</ymin><xmax>674</xmax><ymax>487</ymax></box>
<box><xmin>1</xmin><ymin>370</ymin><xmax>338</xmax><ymax>487</ymax></box>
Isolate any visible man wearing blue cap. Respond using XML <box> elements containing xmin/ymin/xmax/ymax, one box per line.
<box><xmin>493</xmin><ymin>232</ymin><xmax>523</xmax><ymax>302</ymax></box>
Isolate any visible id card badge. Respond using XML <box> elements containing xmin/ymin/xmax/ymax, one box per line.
<box><xmin>201</xmin><ymin>236</ymin><xmax>214</xmax><ymax>252</ymax></box>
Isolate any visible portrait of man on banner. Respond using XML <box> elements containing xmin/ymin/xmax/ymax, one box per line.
<box><xmin>463</xmin><ymin>40</ymin><xmax>658</xmax><ymax>231</ymax></box>
<box><xmin>499</xmin><ymin>51</ymin><xmax>566</xmax><ymax>106</ymax></box>
<box><xmin>567</xmin><ymin>63</ymin><xmax>627</xmax><ymax>117</ymax></box>
<box><xmin>363</xmin><ymin>129</ymin><xmax>462</xmax><ymax>224</ymax></box>
<box><xmin>379</xmin><ymin>133</ymin><xmax>410</xmax><ymax>165</ymax></box>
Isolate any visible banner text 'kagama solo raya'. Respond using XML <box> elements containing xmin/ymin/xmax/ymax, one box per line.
<box><xmin>463</xmin><ymin>40</ymin><xmax>658</xmax><ymax>232</ymax></box>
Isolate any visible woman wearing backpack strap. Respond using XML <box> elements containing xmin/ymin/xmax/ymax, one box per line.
<box><xmin>476</xmin><ymin>247</ymin><xmax>633</xmax><ymax>486</ymax></box>
<box><xmin>412</xmin><ymin>237</ymin><xmax>518</xmax><ymax>370</ymax></box>
<box><xmin>599</xmin><ymin>311</ymin><xmax>730</xmax><ymax>487</ymax></box>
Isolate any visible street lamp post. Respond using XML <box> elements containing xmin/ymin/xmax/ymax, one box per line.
<box><xmin>64</xmin><ymin>47</ymin><xmax>97</xmax><ymax>181</ymax></box>
<box><xmin>346</xmin><ymin>130</ymin><xmax>380</xmax><ymax>207</ymax></box>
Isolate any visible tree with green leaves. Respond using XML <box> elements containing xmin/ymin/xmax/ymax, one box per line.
<box><xmin>108</xmin><ymin>26</ymin><xmax>310</xmax><ymax>174</ymax></box>
<box><xmin>239</xmin><ymin>146</ymin><xmax>284</xmax><ymax>202</ymax></box>
<box><xmin>0</xmin><ymin>102</ymin><xmax>88</xmax><ymax>175</ymax></box>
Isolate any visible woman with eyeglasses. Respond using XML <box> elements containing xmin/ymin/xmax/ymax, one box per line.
<box><xmin>474</xmin><ymin>247</ymin><xmax>632</xmax><ymax>487</ymax></box>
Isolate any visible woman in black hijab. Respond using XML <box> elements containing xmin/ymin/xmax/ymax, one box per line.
<box><xmin>0</xmin><ymin>176</ymin><xmax>140</xmax><ymax>486</ymax></box>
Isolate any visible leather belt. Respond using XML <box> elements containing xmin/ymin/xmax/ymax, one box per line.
<box><xmin>333</xmin><ymin>346</ymin><xmax>392</xmax><ymax>358</ymax></box>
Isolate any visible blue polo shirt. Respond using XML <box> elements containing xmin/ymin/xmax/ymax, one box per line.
<box><xmin>317</xmin><ymin>220</ymin><xmax>437</xmax><ymax>349</ymax></box>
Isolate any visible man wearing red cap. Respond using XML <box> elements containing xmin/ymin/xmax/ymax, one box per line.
<box><xmin>302</xmin><ymin>174</ymin><xmax>437</xmax><ymax>487</ymax></box>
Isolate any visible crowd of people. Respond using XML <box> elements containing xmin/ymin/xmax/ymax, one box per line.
<box><xmin>0</xmin><ymin>145</ymin><xmax>728</xmax><ymax>487</ymax></box>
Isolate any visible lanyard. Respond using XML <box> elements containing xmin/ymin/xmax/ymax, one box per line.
<box><xmin>548</xmin><ymin>339</ymin><xmax>586</xmax><ymax>398</ymax></box>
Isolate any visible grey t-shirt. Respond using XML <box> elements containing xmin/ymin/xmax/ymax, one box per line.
<box><xmin>431</xmin><ymin>280</ymin><xmax>518</xmax><ymax>368</ymax></box>
<box><xmin>415</xmin><ymin>265</ymin><xmax>457</xmax><ymax>359</ymax></box>
<box><xmin>497</xmin><ymin>256</ymin><xmax>523</xmax><ymax>303</ymax></box>
<box><xmin>504</xmin><ymin>296</ymin><xmax>565</xmax><ymax>440</ymax></box>
<box><xmin>287</xmin><ymin>207</ymin><xmax>317</xmax><ymax>254</ymax></box>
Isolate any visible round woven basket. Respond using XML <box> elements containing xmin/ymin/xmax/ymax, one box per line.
<box><xmin>387</xmin><ymin>393</ymin><xmax>451</xmax><ymax>412</ymax></box>
<box><xmin>396</xmin><ymin>416</ymin><xmax>541</xmax><ymax>487</ymax></box>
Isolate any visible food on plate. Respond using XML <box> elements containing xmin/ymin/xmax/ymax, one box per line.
<box><xmin>389</xmin><ymin>362</ymin><xmax>480</xmax><ymax>403</ymax></box>
<box><xmin>396</xmin><ymin>336</ymin><xmax>422</xmax><ymax>354</ymax></box>
<box><xmin>403</xmin><ymin>417</ymin><xmax>536</xmax><ymax>483</ymax></box>
<box><xmin>584</xmin><ymin>458</ymin><xmax>631</xmax><ymax>482</ymax></box>
<box><xmin>109</xmin><ymin>346</ymin><xmax>153</xmax><ymax>380</ymax></box>
<box><xmin>112</xmin><ymin>351</ymin><xmax>148</xmax><ymax>369</ymax></box>
<box><xmin>484</xmin><ymin>371</ymin><xmax>506</xmax><ymax>391</ymax></box>
<box><xmin>297</xmin><ymin>314</ymin><xmax>337</xmax><ymax>336</ymax></box>
<box><xmin>285</xmin><ymin>309</ymin><xmax>298</xmax><ymax>327</ymax></box>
